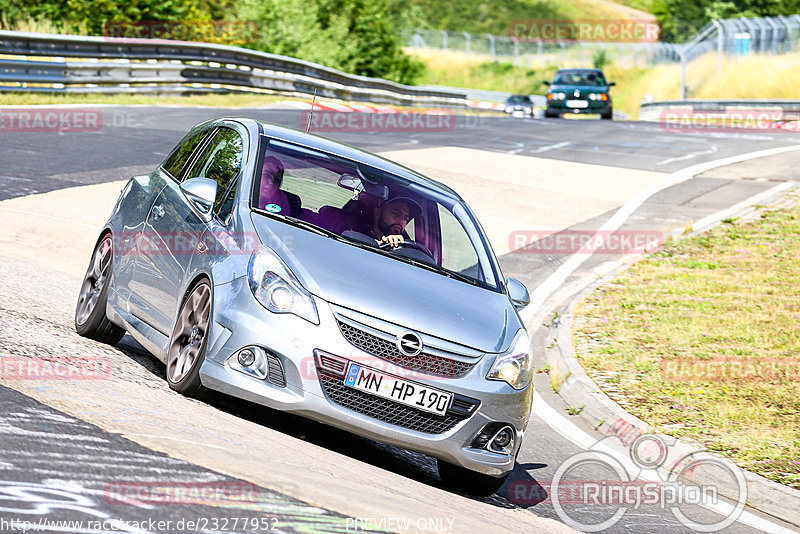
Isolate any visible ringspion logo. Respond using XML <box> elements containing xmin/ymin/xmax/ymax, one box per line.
<box><xmin>510</xmin><ymin>433</ymin><xmax>746</xmax><ymax>532</ymax></box>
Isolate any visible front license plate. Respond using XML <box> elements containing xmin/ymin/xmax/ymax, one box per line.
<box><xmin>344</xmin><ymin>362</ymin><xmax>453</xmax><ymax>416</ymax></box>
<box><xmin>566</xmin><ymin>100</ymin><xmax>589</xmax><ymax>108</ymax></box>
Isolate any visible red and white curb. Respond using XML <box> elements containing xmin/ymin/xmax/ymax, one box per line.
<box><xmin>280</xmin><ymin>100</ymin><xmax>452</xmax><ymax>115</ymax></box>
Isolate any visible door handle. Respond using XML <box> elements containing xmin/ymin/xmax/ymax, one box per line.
<box><xmin>152</xmin><ymin>204</ymin><xmax>165</xmax><ymax>220</ymax></box>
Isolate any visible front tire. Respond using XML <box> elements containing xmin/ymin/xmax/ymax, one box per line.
<box><xmin>166</xmin><ymin>280</ymin><xmax>212</xmax><ymax>398</ymax></box>
<box><xmin>544</xmin><ymin>109</ymin><xmax>559</xmax><ymax>118</ymax></box>
<box><xmin>602</xmin><ymin>108</ymin><xmax>613</xmax><ymax>120</ymax></box>
<box><xmin>75</xmin><ymin>233</ymin><xmax>125</xmax><ymax>345</ymax></box>
<box><xmin>437</xmin><ymin>459</ymin><xmax>510</xmax><ymax>497</ymax></box>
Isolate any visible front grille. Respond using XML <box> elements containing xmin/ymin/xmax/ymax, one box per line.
<box><xmin>337</xmin><ymin>320</ymin><xmax>475</xmax><ymax>378</ymax></box>
<box><xmin>318</xmin><ymin>371</ymin><xmax>478</xmax><ymax>434</ymax></box>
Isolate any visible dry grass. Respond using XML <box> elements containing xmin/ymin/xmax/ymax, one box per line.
<box><xmin>573</xmin><ymin>198</ymin><xmax>800</xmax><ymax>489</ymax></box>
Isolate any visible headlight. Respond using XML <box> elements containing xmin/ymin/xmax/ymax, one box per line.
<box><xmin>248</xmin><ymin>245</ymin><xmax>319</xmax><ymax>324</ymax></box>
<box><xmin>486</xmin><ymin>330</ymin><xmax>533</xmax><ymax>390</ymax></box>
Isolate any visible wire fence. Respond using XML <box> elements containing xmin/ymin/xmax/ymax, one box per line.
<box><xmin>404</xmin><ymin>16</ymin><xmax>800</xmax><ymax>69</ymax></box>
<box><xmin>404</xmin><ymin>29</ymin><xmax>681</xmax><ymax>68</ymax></box>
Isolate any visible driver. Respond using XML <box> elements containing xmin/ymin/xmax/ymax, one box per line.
<box><xmin>352</xmin><ymin>195</ymin><xmax>422</xmax><ymax>248</ymax></box>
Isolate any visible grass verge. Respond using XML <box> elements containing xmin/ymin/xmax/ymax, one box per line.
<box><xmin>572</xmin><ymin>196</ymin><xmax>800</xmax><ymax>489</ymax></box>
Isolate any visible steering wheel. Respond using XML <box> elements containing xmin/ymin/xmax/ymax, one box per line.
<box><xmin>378</xmin><ymin>239</ymin><xmax>435</xmax><ymax>261</ymax></box>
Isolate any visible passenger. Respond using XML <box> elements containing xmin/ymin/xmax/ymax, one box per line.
<box><xmin>258</xmin><ymin>156</ymin><xmax>300</xmax><ymax>217</ymax></box>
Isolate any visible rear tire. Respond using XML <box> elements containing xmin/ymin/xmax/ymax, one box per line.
<box><xmin>166</xmin><ymin>280</ymin><xmax>212</xmax><ymax>398</ymax></box>
<box><xmin>437</xmin><ymin>459</ymin><xmax>510</xmax><ymax>497</ymax></box>
<box><xmin>75</xmin><ymin>233</ymin><xmax>125</xmax><ymax>345</ymax></box>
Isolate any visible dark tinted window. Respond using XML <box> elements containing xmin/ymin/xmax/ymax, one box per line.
<box><xmin>162</xmin><ymin>130</ymin><xmax>208</xmax><ymax>181</ymax></box>
<box><xmin>553</xmin><ymin>71</ymin><xmax>606</xmax><ymax>86</ymax></box>
<box><xmin>185</xmin><ymin>127</ymin><xmax>244</xmax><ymax>221</ymax></box>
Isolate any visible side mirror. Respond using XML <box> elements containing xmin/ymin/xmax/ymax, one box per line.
<box><xmin>506</xmin><ymin>278</ymin><xmax>530</xmax><ymax>310</ymax></box>
<box><xmin>181</xmin><ymin>177</ymin><xmax>217</xmax><ymax>220</ymax></box>
<box><xmin>543</xmin><ymin>81</ymin><xmax>550</xmax><ymax>86</ymax></box>
<box><xmin>608</xmin><ymin>82</ymin><xmax>616</xmax><ymax>86</ymax></box>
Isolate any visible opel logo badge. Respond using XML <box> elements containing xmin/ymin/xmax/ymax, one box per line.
<box><xmin>397</xmin><ymin>331</ymin><xmax>422</xmax><ymax>356</ymax></box>
<box><xmin>574</xmin><ymin>90</ymin><xmax>580</xmax><ymax>97</ymax></box>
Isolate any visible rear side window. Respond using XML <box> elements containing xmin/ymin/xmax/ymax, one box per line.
<box><xmin>162</xmin><ymin>130</ymin><xmax>208</xmax><ymax>181</ymax></box>
<box><xmin>185</xmin><ymin>127</ymin><xmax>244</xmax><ymax>219</ymax></box>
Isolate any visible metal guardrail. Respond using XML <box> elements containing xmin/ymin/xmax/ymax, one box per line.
<box><xmin>639</xmin><ymin>99</ymin><xmax>800</xmax><ymax>122</ymax></box>
<box><xmin>0</xmin><ymin>30</ymin><xmax>468</xmax><ymax>107</ymax></box>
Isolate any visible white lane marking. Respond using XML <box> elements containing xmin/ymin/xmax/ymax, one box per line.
<box><xmin>656</xmin><ymin>145</ymin><xmax>717</xmax><ymax>166</ymax></box>
<box><xmin>521</xmin><ymin>143</ymin><xmax>800</xmax><ymax>319</ymax></box>
<box><xmin>692</xmin><ymin>181</ymin><xmax>795</xmax><ymax>234</ymax></box>
<box><xmin>532</xmin><ymin>393</ymin><xmax>797</xmax><ymax>533</ymax></box>
<box><xmin>530</xmin><ymin>141</ymin><xmax>571</xmax><ymax>154</ymax></box>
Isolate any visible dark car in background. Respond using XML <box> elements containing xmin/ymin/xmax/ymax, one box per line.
<box><xmin>544</xmin><ymin>69</ymin><xmax>615</xmax><ymax>120</ymax></box>
<box><xmin>504</xmin><ymin>94</ymin><xmax>534</xmax><ymax>117</ymax></box>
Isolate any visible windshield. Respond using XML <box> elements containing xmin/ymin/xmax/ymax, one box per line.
<box><xmin>251</xmin><ymin>137</ymin><xmax>500</xmax><ymax>290</ymax></box>
<box><xmin>553</xmin><ymin>71</ymin><xmax>606</xmax><ymax>86</ymax></box>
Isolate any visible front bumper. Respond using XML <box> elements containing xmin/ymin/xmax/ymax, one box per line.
<box><xmin>547</xmin><ymin>100</ymin><xmax>611</xmax><ymax>115</ymax></box>
<box><xmin>199</xmin><ymin>276</ymin><xmax>533</xmax><ymax>476</ymax></box>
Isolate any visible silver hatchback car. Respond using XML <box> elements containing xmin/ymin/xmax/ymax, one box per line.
<box><xmin>75</xmin><ymin>118</ymin><xmax>533</xmax><ymax>495</ymax></box>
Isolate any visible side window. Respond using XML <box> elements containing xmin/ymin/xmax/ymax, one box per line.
<box><xmin>185</xmin><ymin>127</ymin><xmax>244</xmax><ymax>221</ymax></box>
<box><xmin>437</xmin><ymin>205</ymin><xmax>481</xmax><ymax>278</ymax></box>
<box><xmin>162</xmin><ymin>130</ymin><xmax>208</xmax><ymax>181</ymax></box>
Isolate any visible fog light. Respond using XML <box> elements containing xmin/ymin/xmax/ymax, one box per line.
<box><xmin>493</xmin><ymin>428</ymin><xmax>513</xmax><ymax>448</ymax></box>
<box><xmin>228</xmin><ymin>346</ymin><xmax>268</xmax><ymax>380</ymax></box>
<box><xmin>238</xmin><ymin>349</ymin><xmax>256</xmax><ymax>367</ymax></box>
<box><xmin>488</xmin><ymin>426</ymin><xmax>515</xmax><ymax>454</ymax></box>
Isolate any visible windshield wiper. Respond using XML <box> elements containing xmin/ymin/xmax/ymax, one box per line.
<box><xmin>252</xmin><ymin>208</ymin><xmax>339</xmax><ymax>239</ymax></box>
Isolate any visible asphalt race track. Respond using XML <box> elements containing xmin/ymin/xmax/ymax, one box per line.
<box><xmin>1</xmin><ymin>106</ymin><xmax>799</xmax><ymax>534</ymax></box>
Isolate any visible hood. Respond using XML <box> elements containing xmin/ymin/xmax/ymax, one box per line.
<box><xmin>251</xmin><ymin>213</ymin><xmax>518</xmax><ymax>353</ymax></box>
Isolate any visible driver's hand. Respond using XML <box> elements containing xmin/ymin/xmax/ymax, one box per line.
<box><xmin>379</xmin><ymin>235</ymin><xmax>404</xmax><ymax>248</ymax></box>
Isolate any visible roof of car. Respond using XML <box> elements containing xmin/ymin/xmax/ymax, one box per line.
<box><xmin>256</xmin><ymin>120</ymin><xmax>460</xmax><ymax>200</ymax></box>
